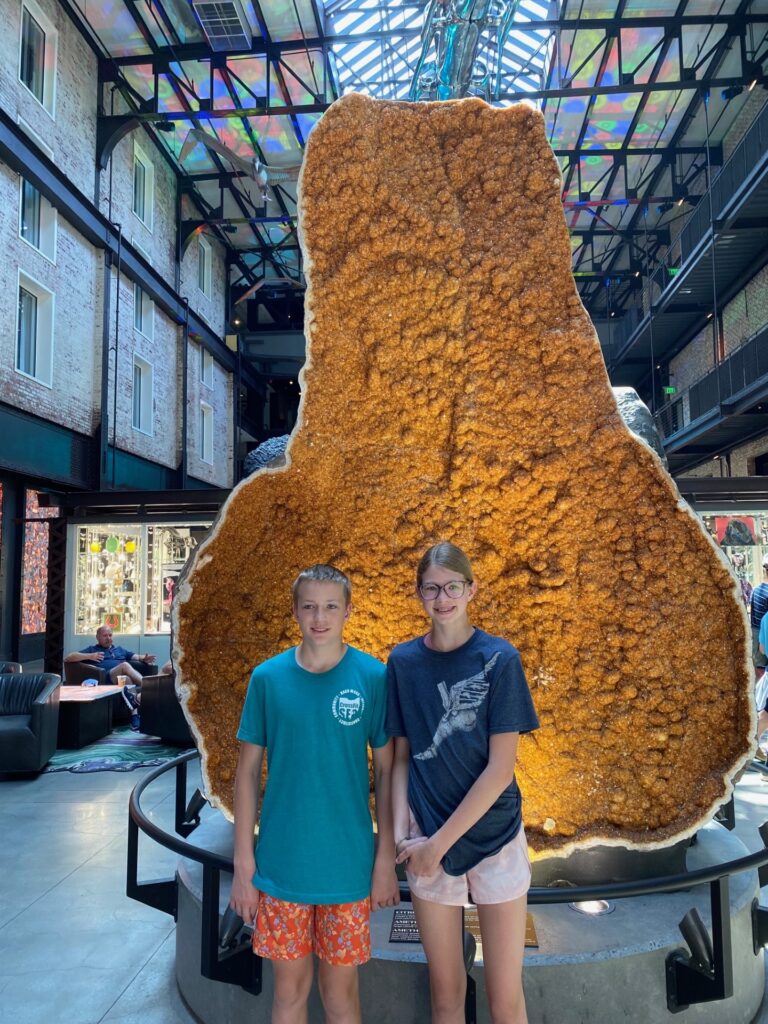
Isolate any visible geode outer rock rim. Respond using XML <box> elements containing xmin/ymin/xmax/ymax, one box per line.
<box><xmin>173</xmin><ymin>94</ymin><xmax>755</xmax><ymax>855</ymax></box>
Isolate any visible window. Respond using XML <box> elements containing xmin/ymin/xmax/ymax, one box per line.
<box><xmin>200</xmin><ymin>402</ymin><xmax>213</xmax><ymax>464</ymax></box>
<box><xmin>134</xmin><ymin>283</ymin><xmax>153</xmax><ymax>339</ymax></box>
<box><xmin>19</xmin><ymin>2</ymin><xmax>56</xmax><ymax>115</ymax></box>
<box><xmin>132</xmin><ymin>356</ymin><xmax>153</xmax><ymax>435</ymax></box>
<box><xmin>200</xmin><ymin>347</ymin><xmax>213</xmax><ymax>388</ymax></box>
<box><xmin>16</xmin><ymin>271</ymin><xmax>53</xmax><ymax>386</ymax></box>
<box><xmin>19</xmin><ymin>177</ymin><xmax>56</xmax><ymax>260</ymax></box>
<box><xmin>132</xmin><ymin>142</ymin><xmax>154</xmax><ymax>230</ymax></box>
<box><xmin>198</xmin><ymin>236</ymin><xmax>212</xmax><ymax>296</ymax></box>
<box><xmin>131</xmin><ymin>236</ymin><xmax>151</xmax><ymax>264</ymax></box>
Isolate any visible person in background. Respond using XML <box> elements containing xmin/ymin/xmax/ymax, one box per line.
<box><xmin>751</xmin><ymin>557</ymin><xmax>768</xmax><ymax>678</ymax></box>
<box><xmin>387</xmin><ymin>541</ymin><xmax>539</xmax><ymax>1024</ymax></box>
<box><xmin>64</xmin><ymin>625</ymin><xmax>156</xmax><ymax>729</ymax></box>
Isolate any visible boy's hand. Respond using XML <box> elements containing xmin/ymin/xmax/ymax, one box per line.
<box><xmin>229</xmin><ymin>869</ymin><xmax>260</xmax><ymax>924</ymax></box>
<box><xmin>370</xmin><ymin>857</ymin><xmax>400</xmax><ymax>911</ymax></box>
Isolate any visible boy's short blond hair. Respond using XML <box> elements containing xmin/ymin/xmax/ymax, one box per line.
<box><xmin>291</xmin><ymin>564</ymin><xmax>352</xmax><ymax>606</ymax></box>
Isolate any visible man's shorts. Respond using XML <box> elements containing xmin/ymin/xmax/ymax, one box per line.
<box><xmin>252</xmin><ymin>892</ymin><xmax>371</xmax><ymax>965</ymax></box>
<box><xmin>405</xmin><ymin>808</ymin><xmax>531</xmax><ymax>906</ymax></box>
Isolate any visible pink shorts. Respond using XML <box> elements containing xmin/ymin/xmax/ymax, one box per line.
<box><xmin>405</xmin><ymin>808</ymin><xmax>531</xmax><ymax>906</ymax></box>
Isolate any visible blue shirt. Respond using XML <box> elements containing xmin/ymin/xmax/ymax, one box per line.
<box><xmin>752</xmin><ymin>583</ymin><xmax>768</xmax><ymax>628</ymax></box>
<box><xmin>386</xmin><ymin>628</ymin><xmax>539</xmax><ymax>875</ymax></box>
<box><xmin>80</xmin><ymin>644</ymin><xmax>135</xmax><ymax>673</ymax></box>
<box><xmin>237</xmin><ymin>645</ymin><xmax>388</xmax><ymax>904</ymax></box>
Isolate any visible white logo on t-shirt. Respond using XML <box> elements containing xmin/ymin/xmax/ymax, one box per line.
<box><xmin>332</xmin><ymin>688</ymin><xmax>365</xmax><ymax>726</ymax></box>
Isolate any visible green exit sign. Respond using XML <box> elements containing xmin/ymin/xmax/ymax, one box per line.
<box><xmin>663</xmin><ymin>386</ymin><xmax>677</xmax><ymax>395</ymax></box>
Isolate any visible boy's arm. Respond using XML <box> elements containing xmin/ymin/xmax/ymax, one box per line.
<box><xmin>370</xmin><ymin>740</ymin><xmax>400</xmax><ymax>910</ymax></box>
<box><xmin>229</xmin><ymin>740</ymin><xmax>264</xmax><ymax>922</ymax></box>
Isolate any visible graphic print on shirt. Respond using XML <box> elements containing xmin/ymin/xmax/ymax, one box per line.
<box><xmin>414</xmin><ymin>652</ymin><xmax>500</xmax><ymax>761</ymax></box>
<box><xmin>332</xmin><ymin>688</ymin><xmax>365</xmax><ymax>726</ymax></box>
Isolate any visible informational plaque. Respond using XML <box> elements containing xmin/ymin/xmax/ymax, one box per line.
<box><xmin>389</xmin><ymin>907</ymin><xmax>421</xmax><ymax>943</ymax></box>
<box><xmin>389</xmin><ymin>907</ymin><xmax>538</xmax><ymax>948</ymax></box>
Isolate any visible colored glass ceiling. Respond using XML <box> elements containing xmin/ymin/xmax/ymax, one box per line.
<box><xmin>66</xmin><ymin>0</ymin><xmax>766</xmax><ymax>316</ymax></box>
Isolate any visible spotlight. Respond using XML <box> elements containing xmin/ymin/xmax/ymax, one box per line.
<box><xmin>569</xmin><ymin>899</ymin><xmax>614</xmax><ymax>916</ymax></box>
<box><xmin>721</xmin><ymin>85</ymin><xmax>744</xmax><ymax>101</ymax></box>
<box><xmin>657</xmin><ymin>201</ymin><xmax>674</xmax><ymax>215</ymax></box>
<box><xmin>221</xmin><ymin>223</ymin><xmax>238</xmax><ymax>234</ymax></box>
<box><xmin>154</xmin><ymin>120</ymin><xmax>176</xmax><ymax>132</ymax></box>
<box><xmin>232</xmin><ymin>317</ymin><xmax>242</xmax><ymax>327</ymax></box>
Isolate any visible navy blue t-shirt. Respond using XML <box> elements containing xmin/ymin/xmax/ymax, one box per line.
<box><xmin>80</xmin><ymin>644</ymin><xmax>135</xmax><ymax>673</ymax></box>
<box><xmin>386</xmin><ymin>628</ymin><xmax>539</xmax><ymax>875</ymax></box>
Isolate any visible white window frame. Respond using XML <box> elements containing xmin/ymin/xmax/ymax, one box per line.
<box><xmin>15</xmin><ymin>269</ymin><xmax>54</xmax><ymax>388</ymax></box>
<box><xmin>132</xmin><ymin>140</ymin><xmax>154</xmax><ymax>231</ymax></box>
<box><xmin>200</xmin><ymin>347</ymin><xmax>213</xmax><ymax>388</ymax></box>
<box><xmin>131</xmin><ymin>236</ymin><xmax>152</xmax><ymax>264</ymax></box>
<box><xmin>16</xmin><ymin>115</ymin><xmax>53</xmax><ymax>158</ymax></box>
<box><xmin>198</xmin><ymin>235</ymin><xmax>212</xmax><ymax>297</ymax></box>
<box><xmin>18</xmin><ymin>0</ymin><xmax>57</xmax><ymax>117</ymax></box>
<box><xmin>134</xmin><ymin>282</ymin><xmax>154</xmax><ymax>340</ymax></box>
<box><xmin>132</xmin><ymin>355</ymin><xmax>154</xmax><ymax>436</ymax></box>
<box><xmin>200</xmin><ymin>402</ymin><xmax>213</xmax><ymax>464</ymax></box>
<box><xmin>19</xmin><ymin>176</ymin><xmax>57</xmax><ymax>262</ymax></box>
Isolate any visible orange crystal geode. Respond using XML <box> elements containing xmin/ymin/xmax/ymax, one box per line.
<box><xmin>174</xmin><ymin>93</ymin><xmax>754</xmax><ymax>854</ymax></box>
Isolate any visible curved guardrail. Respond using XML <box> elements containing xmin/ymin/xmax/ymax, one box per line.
<box><xmin>127</xmin><ymin>751</ymin><xmax>768</xmax><ymax>1017</ymax></box>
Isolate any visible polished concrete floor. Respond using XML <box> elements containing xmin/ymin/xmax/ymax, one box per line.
<box><xmin>2</xmin><ymin>756</ymin><xmax>768</xmax><ymax>1024</ymax></box>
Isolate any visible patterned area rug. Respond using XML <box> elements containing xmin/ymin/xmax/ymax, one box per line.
<box><xmin>45</xmin><ymin>727</ymin><xmax>191</xmax><ymax>773</ymax></box>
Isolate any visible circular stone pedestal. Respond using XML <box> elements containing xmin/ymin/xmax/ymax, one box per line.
<box><xmin>176</xmin><ymin>819</ymin><xmax>764</xmax><ymax>1024</ymax></box>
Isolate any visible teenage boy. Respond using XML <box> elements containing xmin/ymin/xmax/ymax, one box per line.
<box><xmin>230</xmin><ymin>564</ymin><xmax>399</xmax><ymax>1024</ymax></box>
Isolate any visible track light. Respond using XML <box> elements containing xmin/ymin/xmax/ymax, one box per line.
<box><xmin>721</xmin><ymin>85</ymin><xmax>743</xmax><ymax>101</ymax></box>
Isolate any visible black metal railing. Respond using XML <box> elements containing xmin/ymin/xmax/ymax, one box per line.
<box><xmin>128</xmin><ymin>751</ymin><xmax>768</xmax><ymax>1019</ymax></box>
<box><xmin>615</xmin><ymin>100</ymin><xmax>768</xmax><ymax>356</ymax></box>
<box><xmin>654</xmin><ymin>321</ymin><xmax>768</xmax><ymax>439</ymax></box>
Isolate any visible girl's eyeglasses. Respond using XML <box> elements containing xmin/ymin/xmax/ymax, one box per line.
<box><xmin>418</xmin><ymin>580</ymin><xmax>470</xmax><ymax>600</ymax></box>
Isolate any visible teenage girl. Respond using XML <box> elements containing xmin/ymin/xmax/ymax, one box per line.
<box><xmin>386</xmin><ymin>541</ymin><xmax>539</xmax><ymax>1024</ymax></box>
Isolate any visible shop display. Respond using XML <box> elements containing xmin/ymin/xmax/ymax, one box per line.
<box><xmin>174</xmin><ymin>95</ymin><xmax>752</xmax><ymax>853</ymax></box>
<box><xmin>74</xmin><ymin>524</ymin><xmax>208</xmax><ymax>636</ymax></box>
<box><xmin>21</xmin><ymin>491</ymin><xmax>58</xmax><ymax>636</ymax></box>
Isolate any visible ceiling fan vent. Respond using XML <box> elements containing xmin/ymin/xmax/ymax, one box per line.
<box><xmin>192</xmin><ymin>0</ymin><xmax>253</xmax><ymax>51</ymax></box>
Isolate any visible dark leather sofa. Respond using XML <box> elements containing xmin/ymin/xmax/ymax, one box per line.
<box><xmin>0</xmin><ymin>673</ymin><xmax>61</xmax><ymax>772</ymax></box>
<box><xmin>0</xmin><ymin>662</ymin><xmax>23</xmax><ymax>674</ymax></box>
<box><xmin>140</xmin><ymin>673</ymin><xmax>194</xmax><ymax>746</ymax></box>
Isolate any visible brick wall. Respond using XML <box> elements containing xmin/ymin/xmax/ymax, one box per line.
<box><xmin>0</xmin><ymin>160</ymin><xmax>101</xmax><ymax>436</ymax></box>
<box><xmin>723</xmin><ymin>91</ymin><xmax>768</xmax><ymax>160</ymax></box>
<box><xmin>0</xmin><ymin>0</ymin><xmax>97</xmax><ymax>199</ymax></box>
<box><xmin>186</xmin><ymin>342</ymin><xmax>233</xmax><ymax>487</ymax></box>
<box><xmin>722</xmin><ymin>264</ymin><xmax>768</xmax><ymax>355</ymax></box>
<box><xmin>180</xmin><ymin>231</ymin><xmax>228</xmax><ymax>340</ymax></box>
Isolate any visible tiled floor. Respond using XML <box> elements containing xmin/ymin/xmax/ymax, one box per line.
<box><xmin>2</xmin><ymin>756</ymin><xmax>768</xmax><ymax>1024</ymax></box>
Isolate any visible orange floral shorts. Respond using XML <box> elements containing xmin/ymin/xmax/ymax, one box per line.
<box><xmin>252</xmin><ymin>892</ymin><xmax>371</xmax><ymax>966</ymax></box>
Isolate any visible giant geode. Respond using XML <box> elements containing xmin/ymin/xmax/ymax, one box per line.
<box><xmin>174</xmin><ymin>94</ymin><xmax>753</xmax><ymax>854</ymax></box>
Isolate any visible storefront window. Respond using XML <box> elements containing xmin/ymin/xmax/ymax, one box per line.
<box><xmin>73</xmin><ymin>522</ymin><xmax>210</xmax><ymax>636</ymax></box>
<box><xmin>74</xmin><ymin>525</ymin><xmax>142</xmax><ymax>635</ymax></box>
<box><xmin>700</xmin><ymin>512</ymin><xmax>768</xmax><ymax>609</ymax></box>
<box><xmin>21</xmin><ymin>490</ymin><xmax>58</xmax><ymax>635</ymax></box>
<box><xmin>145</xmin><ymin>525</ymin><xmax>206</xmax><ymax>634</ymax></box>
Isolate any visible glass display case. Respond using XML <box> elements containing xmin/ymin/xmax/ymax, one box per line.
<box><xmin>699</xmin><ymin>511</ymin><xmax>768</xmax><ymax>611</ymax></box>
<box><xmin>73</xmin><ymin>522</ymin><xmax>210</xmax><ymax>636</ymax></box>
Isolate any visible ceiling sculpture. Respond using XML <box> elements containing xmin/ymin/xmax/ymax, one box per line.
<box><xmin>69</xmin><ymin>0</ymin><xmax>767</xmax><ymax>382</ymax></box>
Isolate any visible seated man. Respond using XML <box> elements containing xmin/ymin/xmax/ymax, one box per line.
<box><xmin>65</xmin><ymin>625</ymin><xmax>156</xmax><ymax>729</ymax></box>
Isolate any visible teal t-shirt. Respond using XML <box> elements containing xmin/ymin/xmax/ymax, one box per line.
<box><xmin>237</xmin><ymin>645</ymin><xmax>388</xmax><ymax>904</ymax></box>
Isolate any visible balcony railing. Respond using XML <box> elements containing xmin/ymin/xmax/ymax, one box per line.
<box><xmin>654</xmin><ymin>321</ymin><xmax>768</xmax><ymax>441</ymax></box>
<box><xmin>611</xmin><ymin>100</ymin><xmax>768</xmax><ymax>351</ymax></box>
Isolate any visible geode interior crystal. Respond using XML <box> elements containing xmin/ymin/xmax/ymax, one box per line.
<box><xmin>174</xmin><ymin>94</ymin><xmax>753</xmax><ymax>854</ymax></box>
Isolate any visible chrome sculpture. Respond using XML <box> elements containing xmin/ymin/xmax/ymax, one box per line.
<box><xmin>409</xmin><ymin>0</ymin><xmax>523</xmax><ymax>102</ymax></box>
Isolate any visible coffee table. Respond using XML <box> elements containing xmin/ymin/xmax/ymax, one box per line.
<box><xmin>58</xmin><ymin>685</ymin><xmax>126</xmax><ymax>749</ymax></box>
